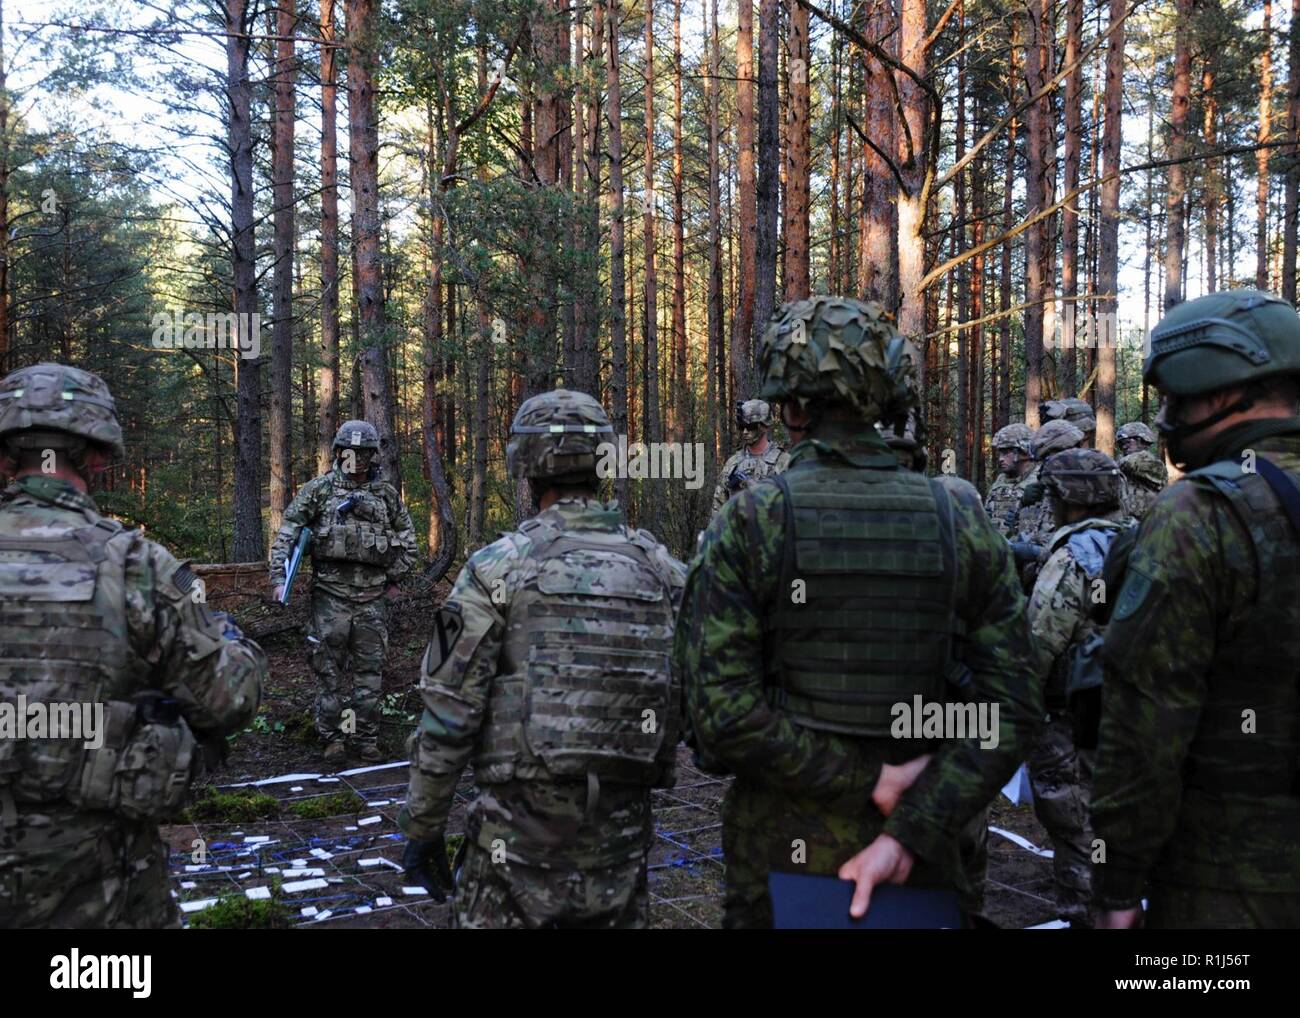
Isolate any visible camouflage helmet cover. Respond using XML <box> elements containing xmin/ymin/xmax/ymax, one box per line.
<box><xmin>1040</xmin><ymin>397</ymin><xmax>1096</xmax><ymax>433</ymax></box>
<box><xmin>1040</xmin><ymin>448</ymin><xmax>1122</xmax><ymax>508</ymax></box>
<box><xmin>333</xmin><ymin>419</ymin><xmax>380</xmax><ymax>450</ymax></box>
<box><xmin>1031</xmin><ymin>419</ymin><xmax>1086</xmax><ymax>460</ymax></box>
<box><xmin>992</xmin><ymin>422</ymin><xmax>1034</xmax><ymax>453</ymax></box>
<box><xmin>1144</xmin><ymin>288</ymin><xmax>1300</xmax><ymax>396</ymax></box>
<box><xmin>1119</xmin><ymin>450</ymin><xmax>1166</xmax><ymax>491</ymax></box>
<box><xmin>0</xmin><ymin>362</ymin><xmax>125</xmax><ymax>459</ymax></box>
<box><xmin>757</xmin><ymin>297</ymin><xmax>918</xmax><ymax>423</ymax></box>
<box><xmin>1115</xmin><ymin>421</ymin><xmax>1156</xmax><ymax>446</ymax></box>
<box><xmin>506</xmin><ymin>388</ymin><xmax>614</xmax><ymax>482</ymax></box>
<box><xmin>736</xmin><ymin>399</ymin><xmax>773</xmax><ymax>427</ymax></box>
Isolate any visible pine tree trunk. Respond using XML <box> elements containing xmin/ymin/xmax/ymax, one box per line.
<box><xmin>707</xmin><ymin>0</ymin><xmax>723</xmax><ymax>451</ymax></box>
<box><xmin>860</xmin><ymin>0</ymin><xmax>897</xmax><ymax>308</ymax></box>
<box><xmin>1097</xmin><ymin>0</ymin><xmax>1124</xmax><ymax>454</ymax></box>
<box><xmin>1203</xmin><ymin>63</ymin><xmax>1219</xmax><ymax>293</ymax></box>
<box><xmin>896</xmin><ymin>0</ymin><xmax>928</xmax><ymax>349</ymax></box>
<box><xmin>318</xmin><ymin>0</ymin><xmax>341</xmax><ymax>474</ymax></box>
<box><xmin>605</xmin><ymin>0</ymin><xmax>630</xmax><ymax>509</ymax></box>
<box><xmin>269</xmin><ymin>0</ymin><xmax>296</xmax><ymax>535</ymax></box>
<box><xmin>1166</xmin><ymin>0</ymin><xmax>1192</xmax><ymax>310</ymax></box>
<box><xmin>783</xmin><ymin>0</ymin><xmax>810</xmax><ymax>299</ymax></box>
<box><xmin>1022</xmin><ymin>1</ymin><xmax>1048</xmax><ymax>424</ymax></box>
<box><xmin>733</xmin><ymin>0</ymin><xmax>757</xmax><ymax>403</ymax></box>
<box><xmin>753</xmin><ymin>0</ymin><xmax>779</xmax><ymax>361</ymax></box>
<box><xmin>1258</xmin><ymin>0</ymin><xmax>1273</xmax><ymax>290</ymax></box>
<box><xmin>1060</xmin><ymin>0</ymin><xmax>1082</xmax><ymax>397</ymax></box>
<box><xmin>670</xmin><ymin>0</ymin><xmax>686</xmax><ymax>436</ymax></box>
<box><xmin>642</xmin><ymin>1</ymin><xmax>660</xmax><ymax>452</ymax></box>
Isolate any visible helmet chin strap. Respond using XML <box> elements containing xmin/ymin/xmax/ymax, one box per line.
<box><xmin>1158</xmin><ymin>392</ymin><xmax>1256</xmax><ymax>464</ymax></box>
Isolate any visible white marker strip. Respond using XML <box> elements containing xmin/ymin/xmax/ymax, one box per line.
<box><xmin>989</xmin><ymin>826</ymin><xmax>1054</xmax><ymax>859</ymax></box>
<box><xmin>245</xmin><ymin>887</ymin><xmax>271</xmax><ymax>901</ymax></box>
<box><xmin>282</xmin><ymin>878</ymin><xmax>330</xmax><ymax>893</ymax></box>
<box><xmin>358</xmin><ymin>815</ymin><xmax>382</xmax><ymax>827</ymax></box>
<box><xmin>181</xmin><ymin>898</ymin><xmax>217</xmax><ymax>913</ymax></box>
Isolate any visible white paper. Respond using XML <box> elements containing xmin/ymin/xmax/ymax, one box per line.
<box><xmin>245</xmin><ymin>886</ymin><xmax>271</xmax><ymax>901</ymax></box>
<box><xmin>375</xmin><ymin>896</ymin><xmax>393</xmax><ymax>907</ymax></box>
<box><xmin>402</xmin><ymin>886</ymin><xmax>428</xmax><ymax>896</ymax></box>
<box><xmin>181</xmin><ymin>898</ymin><xmax>217</xmax><ymax>913</ymax></box>
<box><xmin>358</xmin><ymin>815</ymin><xmax>382</xmax><ymax>827</ymax></box>
<box><xmin>282</xmin><ymin>878</ymin><xmax>330</xmax><ymax>893</ymax></box>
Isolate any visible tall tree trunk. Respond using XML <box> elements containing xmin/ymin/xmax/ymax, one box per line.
<box><xmin>605</xmin><ymin>0</ymin><xmax>630</xmax><ymax>509</ymax></box>
<box><xmin>707</xmin><ymin>0</ymin><xmax>723</xmax><ymax>453</ymax></box>
<box><xmin>1097</xmin><ymin>0</ymin><xmax>1124</xmax><ymax>454</ymax></box>
<box><xmin>642</xmin><ymin>1</ymin><xmax>661</xmax><ymax>453</ymax></box>
<box><xmin>318</xmin><ymin>0</ymin><xmax>341</xmax><ymax>474</ymax></box>
<box><xmin>1166</xmin><ymin>0</ymin><xmax>1193</xmax><ymax>310</ymax></box>
<box><xmin>1023</xmin><ymin>0</ymin><xmax>1048</xmax><ymax>423</ymax></box>
<box><xmin>999</xmin><ymin>21</ymin><xmax>1020</xmax><ymax>429</ymax></box>
<box><xmin>860</xmin><ymin>0</ymin><xmax>897</xmax><ymax>308</ymax></box>
<box><xmin>896</xmin><ymin>0</ymin><xmax>928</xmax><ymax>349</ymax></box>
<box><xmin>733</xmin><ymin>0</ymin><xmax>757</xmax><ymax>402</ymax></box>
<box><xmin>1203</xmin><ymin>62</ymin><xmax>1219</xmax><ymax>292</ymax></box>
<box><xmin>1060</xmin><ymin>0</ymin><xmax>1082</xmax><ymax>396</ymax></box>
<box><xmin>753</xmin><ymin>0</ymin><xmax>779</xmax><ymax>360</ymax></box>
<box><xmin>670</xmin><ymin>0</ymin><xmax>686</xmax><ymax>436</ymax></box>
<box><xmin>783</xmin><ymin>0</ymin><xmax>810</xmax><ymax>299</ymax></box>
<box><xmin>347</xmin><ymin>0</ymin><xmax>400</xmax><ymax>489</ymax></box>
<box><xmin>228</xmin><ymin>0</ymin><xmax>263</xmax><ymax>561</ymax></box>
<box><xmin>0</xmin><ymin>0</ymin><xmax>9</xmax><ymax>375</ymax></box>
<box><xmin>1258</xmin><ymin>0</ymin><xmax>1274</xmax><ymax>290</ymax></box>
<box><xmin>269</xmin><ymin>0</ymin><xmax>296</xmax><ymax>535</ymax></box>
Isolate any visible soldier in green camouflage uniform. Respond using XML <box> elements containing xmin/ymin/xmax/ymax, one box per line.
<box><xmin>1115</xmin><ymin>422</ymin><xmax>1168</xmax><ymax>520</ymax></box>
<box><xmin>985</xmin><ymin>424</ymin><xmax>1036</xmax><ymax>538</ymax></box>
<box><xmin>1093</xmin><ymin>289</ymin><xmax>1300</xmax><ymax>929</ymax></box>
<box><xmin>398</xmin><ymin>389</ymin><xmax>685</xmax><ymax>929</ymax></box>
<box><xmin>710</xmin><ymin>399</ymin><xmax>789</xmax><ymax>517</ymax></box>
<box><xmin>0</xmin><ymin>364</ymin><xmax>266</xmax><ymax>928</ymax></box>
<box><xmin>1025</xmin><ymin>449</ymin><xmax>1133</xmax><ymax>927</ymax></box>
<box><xmin>675</xmin><ymin>298</ymin><xmax>1042</xmax><ymax>927</ymax></box>
<box><xmin>270</xmin><ymin>421</ymin><xmax>416</xmax><ymax>764</ymax></box>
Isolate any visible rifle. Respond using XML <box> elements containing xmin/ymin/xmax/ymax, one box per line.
<box><xmin>726</xmin><ymin>467</ymin><xmax>751</xmax><ymax>494</ymax></box>
<box><xmin>279</xmin><ymin>527</ymin><xmax>312</xmax><ymax>605</ymax></box>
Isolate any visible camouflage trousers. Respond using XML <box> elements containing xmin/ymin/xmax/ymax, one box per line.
<box><xmin>1028</xmin><ymin>714</ymin><xmax>1095</xmax><ymax>925</ymax></box>
<box><xmin>309</xmin><ymin>588</ymin><xmax>388</xmax><ymax>748</ymax></box>
<box><xmin>452</xmin><ymin>841</ymin><xmax>649</xmax><ymax>929</ymax></box>
<box><xmin>1145</xmin><ymin>882</ymin><xmax>1300</xmax><ymax>929</ymax></box>
<box><xmin>0</xmin><ymin>812</ymin><xmax>178</xmax><ymax>929</ymax></box>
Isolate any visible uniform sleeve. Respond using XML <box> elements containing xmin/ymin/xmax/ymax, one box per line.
<box><xmin>1027</xmin><ymin>547</ymin><xmax>1088</xmax><ymax>680</ymax></box>
<box><xmin>397</xmin><ymin>543</ymin><xmax>510</xmax><ymax>841</ymax></box>
<box><xmin>1091</xmin><ymin>486</ymin><xmax>1224</xmax><ymax>909</ymax></box>
<box><xmin>126</xmin><ymin>538</ymin><xmax>265</xmax><ymax>738</ymax></box>
<box><xmin>884</xmin><ymin>485</ymin><xmax>1043</xmax><ymax>868</ymax></box>
<box><xmin>269</xmin><ymin>479</ymin><xmax>322</xmax><ymax>584</ymax></box>
<box><xmin>710</xmin><ymin>453</ymin><xmax>738</xmax><ymax>518</ymax></box>
<box><xmin>674</xmin><ymin>486</ymin><xmax>878</xmax><ymax>798</ymax></box>
<box><xmin>649</xmin><ymin>544</ymin><xmax>688</xmax><ymax>787</ymax></box>
<box><xmin>385</xmin><ymin>486</ymin><xmax>419</xmax><ymax>582</ymax></box>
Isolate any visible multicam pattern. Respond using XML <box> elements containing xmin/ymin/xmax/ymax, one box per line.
<box><xmin>710</xmin><ymin>443</ymin><xmax>788</xmax><ymax>517</ymax></box>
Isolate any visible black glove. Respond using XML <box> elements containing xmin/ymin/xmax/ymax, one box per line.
<box><xmin>1009</xmin><ymin>541</ymin><xmax>1043</xmax><ymax>569</ymax></box>
<box><xmin>402</xmin><ymin>834</ymin><xmax>454</xmax><ymax>903</ymax></box>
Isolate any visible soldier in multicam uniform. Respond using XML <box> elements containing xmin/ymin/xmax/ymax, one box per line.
<box><xmin>1024</xmin><ymin>449</ymin><xmax>1133</xmax><ymax>927</ymax></box>
<box><xmin>0</xmin><ymin>364</ymin><xmax>266</xmax><ymax>928</ymax></box>
<box><xmin>1115</xmin><ymin>421</ymin><xmax>1168</xmax><ymax>521</ymax></box>
<box><xmin>1093</xmin><ymin>289</ymin><xmax>1300</xmax><ymax>929</ymax></box>
<box><xmin>710</xmin><ymin>399</ymin><xmax>788</xmax><ymax>517</ymax></box>
<box><xmin>398</xmin><ymin>389</ymin><xmax>685</xmax><ymax>929</ymax></box>
<box><xmin>270</xmin><ymin>420</ymin><xmax>417</xmax><ymax>765</ymax></box>
<box><xmin>675</xmin><ymin>297</ymin><xmax>1042</xmax><ymax>927</ymax></box>
<box><xmin>984</xmin><ymin>424</ymin><xmax>1036</xmax><ymax>538</ymax></box>
<box><xmin>1015</xmin><ymin>419</ymin><xmax>1088</xmax><ymax>549</ymax></box>
<box><xmin>1040</xmin><ymin>397</ymin><xmax>1097</xmax><ymax>448</ymax></box>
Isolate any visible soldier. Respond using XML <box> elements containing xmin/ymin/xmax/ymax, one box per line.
<box><xmin>710</xmin><ymin>399</ymin><xmax>788</xmax><ymax>517</ymax></box>
<box><xmin>269</xmin><ymin>420</ymin><xmax>417</xmax><ymax>765</ymax></box>
<box><xmin>1040</xmin><ymin>397</ymin><xmax>1097</xmax><ymax>447</ymax></box>
<box><xmin>1114</xmin><ymin>422</ymin><xmax>1168</xmax><ymax>521</ymax></box>
<box><xmin>398</xmin><ymin>389</ymin><xmax>685</xmax><ymax>929</ymax></box>
<box><xmin>1115</xmin><ymin>420</ymin><xmax>1158</xmax><ymax>458</ymax></box>
<box><xmin>1093</xmin><ymin>288</ymin><xmax>1300</xmax><ymax>930</ymax></box>
<box><xmin>675</xmin><ymin>297</ymin><xmax>1042</xmax><ymax>927</ymax></box>
<box><xmin>0</xmin><ymin>363</ymin><xmax>265</xmax><ymax>928</ymax></box>
<box><xmin>1024</xmin><ymin>449</ymin><xmax>1133</xmax><ymax>927</ymax></box>
<box><xmin>985</xmin><ymin>424</ymin><xmax>1036</xmax><ymax>538</ymax></box>
<box><xmin>1015</xmin><ymin>419</ymin><xmax>1088</xmax><ymax>549</ymax></box>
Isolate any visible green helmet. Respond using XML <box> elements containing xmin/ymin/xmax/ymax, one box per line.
<box><xmin>332</xmin><ymin>420</ymin><xmax>380</xmax><ymax>450</ymax></box>
<box><xmin>506</xmin><ymin>388</ymin><xmax>614</xmax><ymax>482</ymax></box>
<box><xmin>992</xmin><ymin>423</ymin><xmax>1033</xmax><ymax>453</ymax></box>
<box><xmin>1115</xmin><ymin>421</ymin><xmax>1156</xmax><ymax>446</ymax></box>
<box><xmin>1119</xmin><ymin>450</ymin><xmax>1165</xmax><ymax>491</ymax></box>
<box><xmin>1144</xmin><ymin>289</ymin><xmax>1300</xmax><ymax>396</ymax></box>
<box><xmin>757</xmin><ymin>297</ymin><xmax>918</xmax><ymax>423</ymax></box>
<box><xmin>1040</xmin><ymin>448</ymin><xmax>1122</xmax><ymax>508</ymax></box>
<box><xmin>1031</xmin><ymin>419</ymin><xmax>1086</xmax><ymax>460</ymax></box>
<box><xmin>736</xmin><ymin>399</ymin><xmax>772</xmax><ymax>428</ymax></box>
<box><xmin>0</xmin><ymin>362</ymin><xmax>125</xmax><ymax>460</ymax></box>
<box><xmin>1040</xmin><ymin>397</ymin><xmax>1096</xmax><ymax>434</ymax></box>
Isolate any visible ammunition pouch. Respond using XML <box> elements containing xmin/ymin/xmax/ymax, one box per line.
<box><xmin>313</xmin><ymin>521</ymin><xmax>396</xmax><ymax>567</ymax></box>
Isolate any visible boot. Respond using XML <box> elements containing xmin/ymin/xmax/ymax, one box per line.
<box><xmin>322</xmin><ymin>740</ymin><xmax>347</xmax><ymax>766</ymax></box>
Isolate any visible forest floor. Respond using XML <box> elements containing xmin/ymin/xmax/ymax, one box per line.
<box><xmin>163</xmin><ymin>583</ymin><xmax>1063</xmax><ymax>930</ymax></box>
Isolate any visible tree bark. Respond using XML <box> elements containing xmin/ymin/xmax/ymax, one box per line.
<box><xmin>733</xmin><ymin>0</ymin><xmax>757</xmax><ymax>403</ymax></box>
<box><xmin>318</xmin><ymin>0</ymin><xmax>341</xmax><ymax>474</ymax></box>
<box><xmin>896</xmin><ymin>0</ymin><xmax>928</xmax><ymax>349</ymax></box>
<box><xmin>783</xmin><ymin>0</ymin><xmax>810</xmax><ymax>299</ymax></box>
<box><xmin>269</xmin><ymin>0</ymin><xmax>296</xmax><ymax>535</ymax></box>
<box><xmin>753</xmin><ymin>0</ymin><xmax>779</xmax><ymax>362</ymax></box>
<box><xmin>1022</xmin><ymin>0</ymin><xmax>1048</xmax><ymax>424</ymax></box>
<box><xmin>1166</xmin><ymin>0</ymin><xmax>1193</xmax><ymax>310</ymax></box>
<box><xmin>642</xmin><ymin>1</ymin><xmax>661</xmax><ymax>453</ymax></box>
<box><xmin>605</xmin><ymin>0</ymin><xmax>630</xmax><ymax>509</ymax></box>
<box><xmin>1060</xmin><ymin>0</ymin><xmax>1082</xmax><ymax>396</ymax></box>
<box><xmin>1259</xmin><ymin>0</ymin><xmax>1274</xmax><ymax>290</ymax></box>
<box><xmin>670</xmin><ymin>0</ymin><xmax>686</xmax><ymax>436</ymax></box>
<box><xmin>1097</xmin><ymin>0</ymin><xmax>1124</xmax><ymax>454</ymax></box>
<box><xmin>860</xmin><ymin>0</ymin><xmax>897</xmax><ymax>308</ymax></box>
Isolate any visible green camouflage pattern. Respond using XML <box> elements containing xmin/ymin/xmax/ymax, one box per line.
<box><xmin>1092</xmin><ymin>422</ymin><xmax>1300</xmax><ymax>926</ymax></box>
<box><xmin>0</xmin><ymin>476</ymin><xmax>265</xmax><ymax>928</ymax></box>
<box><xmin>309</xmin><ymin>588</ymin><xmax>388</xmax><ymax>747</ymax></box>
<box><xmin>0</xmin><ymin>363</ymin><xmax>125</xmax><ymax>459</ymax></box>
<box><xmin>674</xmin><ymin>418</ymin><xmax>1042</xmax><ymax>927</ymax></box>
<box><xmin>398</xmin><ymin>497</ymin><xmax>685</xmax><ymax>928</ymax></box>
<box><xmin>1118</xmin><ymin>450</ymin><xmax>1168</xmax><ymax>520</ymax></box>
<box><xmin>711</xmin><ymin>443</ymin><xmax>788</xmax><ymax>517</ymax></box>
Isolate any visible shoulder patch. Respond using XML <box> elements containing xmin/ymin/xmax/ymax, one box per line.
<box><xmin>427</xmin><ymin>603</ymin><xmax>464</xmax><ymax>675</ymax></box>
<box><xmin>1112</xmin><ymin>565</ymin><xmax>1154</xmax><ymax>622</ymax></box>
<box><xmin>172</xmin><ymin>563</ymin><xmax>198</xmax><ymax>594</ymax></box>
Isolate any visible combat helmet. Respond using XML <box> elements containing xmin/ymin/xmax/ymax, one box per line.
<box><xmin>876</xmin><ymin>408</ymin><xmax>928</xmax><ymax>471</ymax></box>
<box><xmin>736</xmin><ymin>399</ymin><xmax>773</xmax><ymax>428</ymax></box>
<box><xmin>0</xmin><ymin>362</ymin><xmax>125</xmax><ymax>460</ymax></box>
<box><xmin>1040</xmin><ymin>397</ymin><xmax>1096</xmax><ymax>435</ymax></box>
<box><xmin>758</xmin><ymin>297</ymin><xmax>918</xmax><ymax>423</ymax></box>
<box><xmin>992</xmin><ymin>423</ymin><xmax>1033</xmax><ymax>453</ymax></box>
<box><xmin>1040</xmin><ymin>448</ymin><xmax>1122</xmax><ymax>508</ymax></box>
<box><xmin>1119</xmin><ymin>450</ymin><xmax>1166</xmax><ymax>491</ymax></box>
<box><xmin>1031</xmin><ymin>419</ymin><xmax>1086</xmax><ymax>460</ymax></box>
<box><xmin>1115</xmin><ymin>421</ymin><xmax>1156</xmax><ymax>447</ymax></box>
<box><xmin>332</xmin><ymin>420</ymin><xmax>380</xmax><ymax>450</ymax></box>
<box><xmin>506</xmin><ymin>388</ymin><xmax>614</xmax><ymax>482</ymax></box>
<box><xmin>1144</xmin><ymin>289</ymin><xmax>1300</xmax><ymax>396</ymax></box>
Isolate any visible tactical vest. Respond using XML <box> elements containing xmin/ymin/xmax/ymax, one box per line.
<box><xmin>984</xmin><ymin>475</ymin><xmax>1025</xmax><ymax>538</ymax></box>
<box><xmin>0</xmin><ymin>512</ymin><xmax>197</xmax><ymax>819</ymax></box>
<box><xmin>311</xmin><ymin>476</ymin><xmax>397</xmax><ymax>568</ymax></box>
<box><xmin>474</xmin><ymin>516</ymin><xmax>676</xmax><ymax>787</ymax></box>
<box><xmin>1179</xmin><ymin>459</ymin><xmax>1300</xmax><ymax>798</ymax></box>
<box><xmin>766</xmin><ymin>461</ymin><xmax>959</xmax><ymax>737</ymax></box>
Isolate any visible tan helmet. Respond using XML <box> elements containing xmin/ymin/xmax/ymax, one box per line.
<box><xmin>506</xmin><ymin>388</ymin><xmax>614</xmax><ymax>482</ymax></box>
<box><xmin>0</xmin><ymin>362</ymin><xmax>125</xmax><ymax>460</ymax></box>
<box><xmin>1031</xmin><ymin>419</ymin><xmax>1086</xmax><ymax>460</ymax></box>
<box><xmin>992</xmin><ymin>423</ymin><xmax>1033</xmax><ymax>454</ymax></box>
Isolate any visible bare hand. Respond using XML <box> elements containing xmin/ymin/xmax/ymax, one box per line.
<box><xmin>872</xmin><ymin>754</ymin><xmax>931</xmax><ymax>817</ymax></box>
<box><xmin>838</xmin><ymin>834</ymin><xmax>915</xmax><ymax>919</ymax></box>
<box><xmin>1096</xmin><ymin>907</ymin><xmax>1144</xmax><ymax>929</ymax></box>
